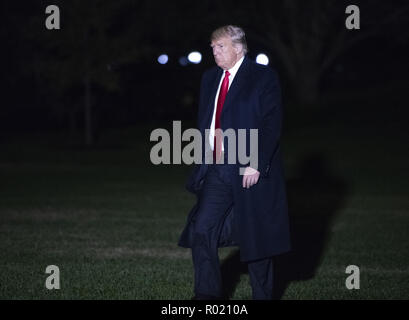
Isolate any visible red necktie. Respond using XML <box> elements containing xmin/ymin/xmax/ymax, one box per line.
<box><xmin>214</xmin><ymin>70</ymin><xmax>230</xmax><ymax>163</ymax></box>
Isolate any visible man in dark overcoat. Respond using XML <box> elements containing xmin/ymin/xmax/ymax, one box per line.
<box><xmin>178</xmin><ymin>25</ymin><xmax>291</xmax><ymax>300</ymax></box>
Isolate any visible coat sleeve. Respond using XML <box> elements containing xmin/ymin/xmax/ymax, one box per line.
<box><xmin>257</xmin><ymin>68</ymin><xmax>283</xmax><ymax>177</ymax></box>
<box><xmin>185</xmin><ymin>70</ymin><xmax>210</xmax><ymax>194</ymax></box>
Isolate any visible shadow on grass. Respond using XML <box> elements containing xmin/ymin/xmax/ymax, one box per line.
<box><xmin>220</xmin><ymin>152</ymin><xmax>348</xmax><ymax>299</ymax></box>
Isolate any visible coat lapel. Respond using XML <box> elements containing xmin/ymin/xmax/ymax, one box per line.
<box><xmin>200</xmin><ymin>56</ymin><xmax>251</xmax><ymax>131</ymax></box>
<box><xmin>221</xmin><ymin>56</ymin><xmax>251</xmax><ymax>118</ymax></box>
<box><xmin>200</xmin><ymin>68</ymin><xmax>222</xmax><ymax>131</ymax></box>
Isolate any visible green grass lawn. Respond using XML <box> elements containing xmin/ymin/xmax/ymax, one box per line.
<box><xmin>1</xmin><ymin>107</ymin><xmax>408</xmax><ymax>299</ymax></box>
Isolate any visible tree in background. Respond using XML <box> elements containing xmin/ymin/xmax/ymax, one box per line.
<box><xmin>24</xmin><ymin>0</ymin><xmax>154</xmax><ymax>145</ymax></box>
<box><xmin>4</xmin><ymin>0</ymin><xmax>409</xmax><ymax>138</ymax></box>
<box><xmin>245</xmin><ymin>0</ymin><xmax>409</xmax><ymax>105</ymax></box>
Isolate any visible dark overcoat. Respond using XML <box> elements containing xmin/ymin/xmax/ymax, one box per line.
<box><xmin>178</xmin><ymin>56</ymin><xmax>291</xmax><ymax>262</ymax></box>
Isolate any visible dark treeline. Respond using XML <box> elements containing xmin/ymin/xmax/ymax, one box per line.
<box><xmin>1</xmin><ymin>0</ymin><xmax>408</xmax><ymax>144</ymax></box>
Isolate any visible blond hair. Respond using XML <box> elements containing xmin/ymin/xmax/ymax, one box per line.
<box><xmin>211</xmin><ymin>25</ymin><xmax>248</xmax><ymax>55</ymax></box>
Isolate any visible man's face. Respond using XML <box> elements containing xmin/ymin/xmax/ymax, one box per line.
<box><xmin>210</xmin><ymin>36</ymin><xmax>241</xmax><ymax>70</ymax></box>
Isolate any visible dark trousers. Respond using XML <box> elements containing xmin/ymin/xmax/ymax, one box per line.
<box><xmin>191</xmin><ymin>165</ymin><xmax>274</xmax><ymax>300</ymax></box>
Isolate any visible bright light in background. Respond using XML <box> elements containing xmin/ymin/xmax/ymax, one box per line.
<box><xmin>187</xmin><ymin>51</ymin><xmax>202</xmax><ymax>64</ymax></box>
<box><xmin>179</xmin><ymin>56</ymin><xmax>189</xmax><ymax>66</ymax></box>
<box><xmin>256</xmin><ymin>53</ymin><xmax>269</xmax><ymax>65</ymax></box>
<box><xmin>157</xmin><ymin>54</ymin><xmax>168</xmax><ymax>65</ymax></box>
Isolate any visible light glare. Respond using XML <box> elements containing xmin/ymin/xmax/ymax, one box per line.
<box><xmin>157</xmin><ymin>54</ymin><xmax>168</xmax><ymax>65</ymax></box>
<box><xmin>256</xmin><ymin>53</ymin><xmax>269</xmax><ymax>65</ymax></box>
<box><xmin>187</xmin><ymin>51</ymin><xmax>202</xmax><ymax>64</ymax></box>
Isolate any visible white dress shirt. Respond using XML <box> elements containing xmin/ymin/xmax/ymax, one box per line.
<box><xmin>209</xmin><ymin>55</ymin><xmax>245</xmax><ymax>151</ymax></box>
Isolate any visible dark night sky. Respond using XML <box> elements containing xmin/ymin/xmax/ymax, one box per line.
<box><xmin>1</xmin><ymin>0</ymin><xmax>408</xmax><ymax>134</ymax></box>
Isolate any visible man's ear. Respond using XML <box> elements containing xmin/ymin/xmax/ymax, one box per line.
<box><xmin>234</xmin><ymin>44</ymin><xmax>243</xmax><ymax>55</ymax></box>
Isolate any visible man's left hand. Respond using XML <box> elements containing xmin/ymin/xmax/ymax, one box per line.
<box><xmin>242</xmin><ymin>167</ymin><xmax>260</xmax><ymax>189</ymax></box>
